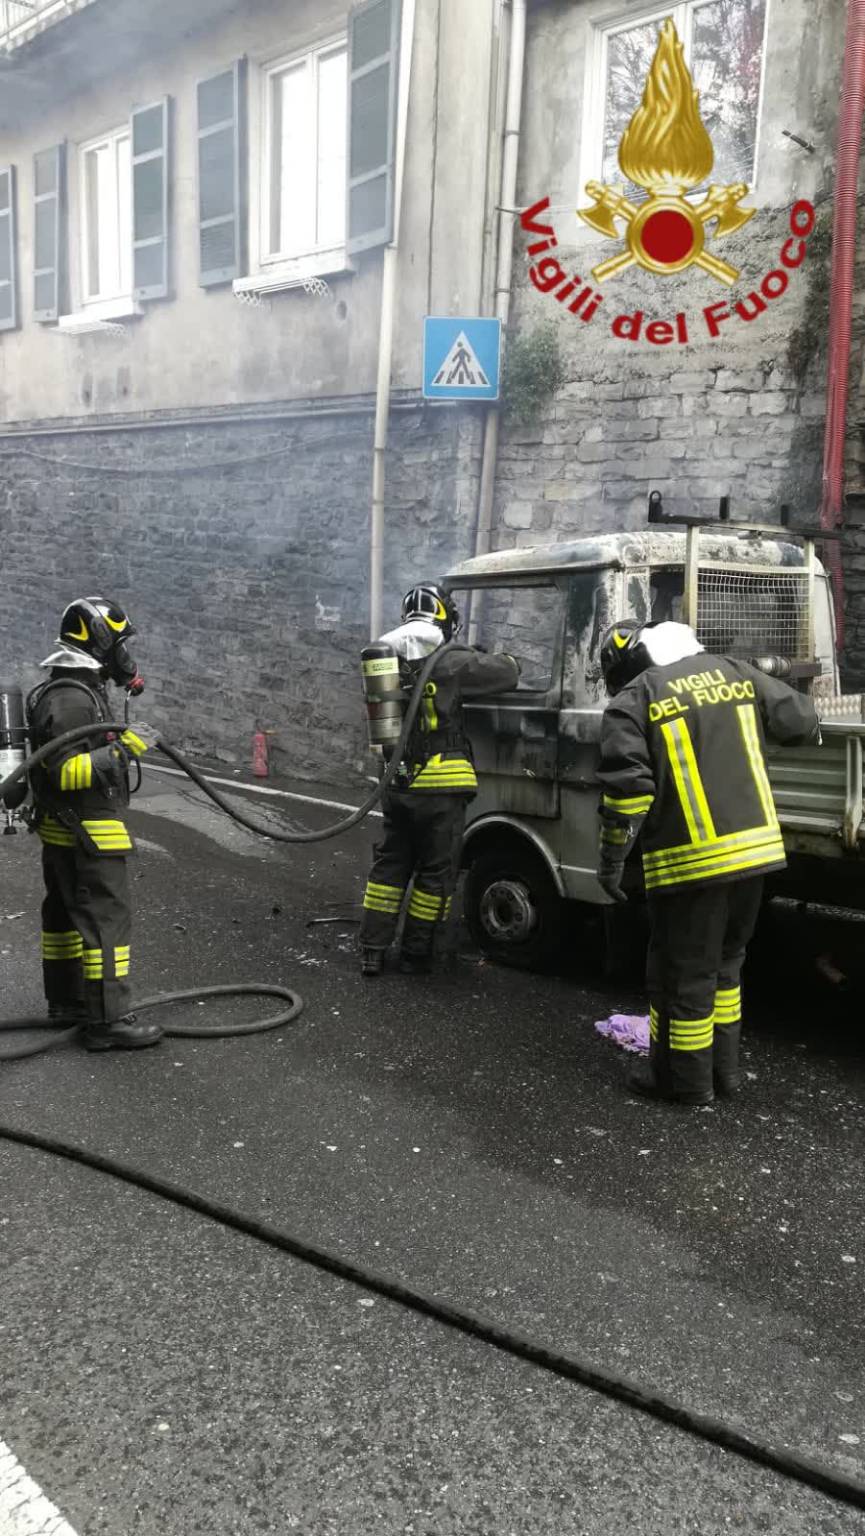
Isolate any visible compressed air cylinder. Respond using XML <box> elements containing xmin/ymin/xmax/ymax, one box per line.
<box><xmin>360</xmin><ymin>643</ymin><xmax>404</xmax><ymax>754</ymax></box>
<box><xmin>0</xmin><ymin>684</ymin><xmax>28</xmax><ymax>810</ymax></box>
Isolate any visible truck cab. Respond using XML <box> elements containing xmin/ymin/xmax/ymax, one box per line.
<box><xmin>444</xmin><ymin>526</ymin><xmax>856</xmax><ymax>968</ymax></box>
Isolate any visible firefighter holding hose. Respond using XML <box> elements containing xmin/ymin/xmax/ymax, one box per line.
<box><xmin>27</xmin><ymin>597</ymin><xmax>162</xmax><ymax>1050</ymax></box>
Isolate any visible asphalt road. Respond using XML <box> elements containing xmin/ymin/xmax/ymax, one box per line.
<box><xmin>0</xmin><ymin>767</ymin><xmax>864</xmax><ymax>1536</ymax></box>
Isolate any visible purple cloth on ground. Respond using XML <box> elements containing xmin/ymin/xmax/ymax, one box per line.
<box><xmin>594</xmin><ymin>1013</ymin><xmax>650</xmax><ymax>1054</ymax></box>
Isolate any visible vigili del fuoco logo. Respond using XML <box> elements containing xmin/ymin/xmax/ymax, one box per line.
<box><xmin>522</xmin><ymin>18</ymin><xmax>815</xmax><ymax>346</ymax></box>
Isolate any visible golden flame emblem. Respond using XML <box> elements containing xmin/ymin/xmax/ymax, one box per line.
<box><xmin>579</xmin><ymin>18</ymin><xmax>754</xmax><ymax>285</ymax></box>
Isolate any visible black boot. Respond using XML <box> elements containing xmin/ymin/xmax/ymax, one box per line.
<box><xmin>627</xmin><ymin>1060</ymin><xmax>714</xmax><ymax>1106</ymax></box>
<box><xmin>397</xmin><ymin>953</ymin><xmax>432</xmax><ymax>976</ymax></box>
<box><xmin>47</xmin><ymin>1002</ymin><xmax>87</xmax><ymax>1029</ymax></box>
<box><xmin>361</xmin><ymin>947</ymin><xmax>385</xmax><ymax>977</ymax></box>
<box><xmin>83</xmin><ymin>1013</ymin><xmax>163</xmax><ymax>1051</ymax></box>
<box><xmin>713</xmin><ymin>1070</ymin><xmax>742</xmax><ymax>1097</ymax></box>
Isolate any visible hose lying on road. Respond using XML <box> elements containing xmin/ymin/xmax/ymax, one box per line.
<box><xmin>0</xmin><ymin>1118</ymin><xmax>863</xmax><ymax>1515</ymax></box>
<box><xmin>0</xmin><ymin>984</ymin><xmax>303</xmax><ymax>1061</ymax></box>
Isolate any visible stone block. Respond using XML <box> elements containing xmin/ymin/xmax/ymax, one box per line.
<box><xmin>503</xmin><ymin>500</ymin><xmax>533</xmax><ymax>528</ymax></box>
<box><xmin>711</xmin><ymin>394</ymin><xmax>749</xmax><ymax>418</ymax></box>
<box><xmin>670</xmin><ymin>370</ymin><xmax>717</xmax><ymax>392</ymax></box>
<box><xmin>750</xmin><ymin>392</ymin><xmax>793</xmax><ymax>416</ymax></box>
<box><xmin>636</xmin><ymin>396</ymin><xmax>682</xmax><ymax>418</ymax></box>
<box><xmin>714</xmin><ymin>368</ymin><xmax>767</xmax><ymax>392</ymax></box>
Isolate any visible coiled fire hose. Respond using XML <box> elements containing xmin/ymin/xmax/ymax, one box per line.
<box><xmin>3</xmin><ymin>652</ymin><xmax>865</xmax><ymax>1513</ymax></box>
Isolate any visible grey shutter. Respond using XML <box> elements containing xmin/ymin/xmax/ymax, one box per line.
<box><xmin>33</xmin><ymin>144</ymin><xmax>66</xmax><ymax>322</ymax></box>
<box><xmin>197</xmin><ymin>59</ymin><xmax>246</xmax><ymax>287</ymax></box>
<box><xmin>131</xmin><ymin>97</ymin><xmax>170</xmax><ymax>300</ymax></box>
<box><xmin>347</xmin><ymin>0</ymin><xmax>401</xmax><ymax>255</ymax></box>
<box><xmin>0</xmin><ymin>166</ymin><xmax>18</xmax><ymax>333</ymax></box>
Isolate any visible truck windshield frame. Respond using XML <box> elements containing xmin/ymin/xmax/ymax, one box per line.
<box><xmin>450</xmin><ymin>579</ymin><xmax>565</xmax><ymax>697</ymax></box>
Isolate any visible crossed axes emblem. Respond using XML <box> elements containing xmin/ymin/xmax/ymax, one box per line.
<box><xmin>579</xmin><ymin>181</ymin><xmax>755</xmax><ymax>287</ymax></box>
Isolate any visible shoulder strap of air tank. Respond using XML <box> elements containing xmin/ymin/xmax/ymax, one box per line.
<box><xmin>27</xmin><ymin>677</ymin><xmax>107</xmax><ymax>722</ymax></box>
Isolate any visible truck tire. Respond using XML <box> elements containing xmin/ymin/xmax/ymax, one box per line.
<box><xmin>463</xmin><ymin>842</ymin><xmax>563</xmax><ymax>970</ymax></box>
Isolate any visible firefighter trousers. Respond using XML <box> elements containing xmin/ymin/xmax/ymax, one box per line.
<box><xmin>40</xmin><ymin>844</ymin><xmax>133</xmax><ymax>1024</ymax></box>
<box><xmin>646</xmin><ymin>876</ymin><xmax>764</xmax><ymax>1099</ymax></box>
<box><xmin>360</xmin><ymin>790</ymin><xmax>466</xmax><ymax>959</ymax></box>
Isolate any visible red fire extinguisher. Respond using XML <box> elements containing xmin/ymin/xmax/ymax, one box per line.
<box><xmin>252</xmin><ymin>729</ymin><xmax>270</xmax><ymax>778</ymax></box>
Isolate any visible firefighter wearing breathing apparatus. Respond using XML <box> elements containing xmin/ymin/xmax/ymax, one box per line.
<box><xmin>597</xmin><ymin>619</ymin><xmax>818</xmax><ymax>1105</ymax></box>
<box><xmin>359</xmin><ymin>584</ymin><xmax>520</xmax><ymax>976</ymax></box>
<box><xmin>26</xmin><ymin>597</ymin><xmax>162</xmax><ymax>1051</ymax></box>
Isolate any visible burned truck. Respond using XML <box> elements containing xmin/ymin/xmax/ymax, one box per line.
<box><xmin>444</xmin><ymin>523</ymin><xmax>863</xmax><ymax>968</ymax></box>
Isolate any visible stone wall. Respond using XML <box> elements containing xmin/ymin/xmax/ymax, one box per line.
<box><xmin>495</xmin><ymin>199</ymin><xmax>833</xmax><ymax>545</ymax></box>
<box><xmin>0</xmin><ymin>401</ymin><xmax>481</xmax><ymax>785</ymax></box>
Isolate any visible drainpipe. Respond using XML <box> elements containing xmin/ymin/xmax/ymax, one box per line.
<box><xmin>820</xmin><ymin>0</ymin><xmax>865</xmax><ymax>655</ymax></box>
<box><xmin>468</xmin><ymin>0</ymin><xmax>527</xmax><ymax>641</ymax></box>
<box><xmin>369</xmin><ymin>0</ymin><xmax>416</xmax><ymax>640</ymax></box>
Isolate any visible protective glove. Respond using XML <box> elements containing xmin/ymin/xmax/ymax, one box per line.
<box><xmin>597</xmin><ymin>845</ymin><xmax>628</xmax><ymax>904</ymax></box>
<box><xmin>121</xmin><ymin>723</ymin><xmax>160</xmax><ymax>757</ymax></box>
<box><xmin>89</xmin><ymin>743</ymin><xmax>130</xmax><ymax>791</ymax></box>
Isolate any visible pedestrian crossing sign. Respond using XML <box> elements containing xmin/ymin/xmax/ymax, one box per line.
<box><xmin>423</xmin><ymin>316</ymin><xmax>502</xmax><ymax>401</ymax></box>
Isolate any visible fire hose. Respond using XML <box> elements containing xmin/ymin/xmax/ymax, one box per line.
<box><xmin>0</xmin><ymin>642</ymin><xmax>455</xmax><ymax>1058</ymax></box>
<box><xmin>3</xmin><ymin>656</ymin><xmax>865</xmax><ymax>1512</ymax></box>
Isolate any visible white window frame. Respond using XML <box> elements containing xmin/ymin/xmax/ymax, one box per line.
<box><xmin>240</xmin><ymin>33</ymin><xmax>351</xmax><ymax>296</ymax></box>
<box><xmin>578</xmin><ymin>0</ymin><xmax>771</xmax><ymax>205</ymax></box>
<box><xmin>78</xmin><ymin>124</ymin><xmax>133</xmax><ymax>314</ymax></box>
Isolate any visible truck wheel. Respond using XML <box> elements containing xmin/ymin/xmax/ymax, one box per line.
<box><xmin>463</xmin><ymin>843</ymin><xmax>563</xmax><ymax>970</ymax></box>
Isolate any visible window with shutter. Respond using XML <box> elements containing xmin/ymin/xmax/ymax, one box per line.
<box><xmin>80</xmin><ymin>126</ymin><xmax>132</xmax><ymax>304</ymax></box>
<box><xmin>34</xmin><ymin>144</ymin><xmax>66</xmax><ymax>322</ymax></box>
<box><xmin>131</xmin><ymin>97</ymin><xmax>170</xmax><ymax>300</ymax></box>
<box><xmin>261</xmin><ymin>39</ymin><xmax>347</xmax><ymax>264</ymax></box>
<box><xmin>347</xmin><ymin>0</ymin><xmax>401</xmax><ymax>255</ymax></box>
<box><xmin>198</xmin><ymin>60</ymin><xmax>246</xmax><ymax>287</ymax></box>
<box><xmin>0</xmin><ymin>166</ymin><xmax>19</xmax><ymax>333</ymax></box>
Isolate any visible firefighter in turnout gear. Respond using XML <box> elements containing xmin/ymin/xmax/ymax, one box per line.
<box><xmin>360</xmin><ymin>584</ymin><xmax>520</xmax><ymax>976</ymax></box>
<box><xmin>27</xmin><ymin>598</ymin><xmax>162</xmax><ymax>1051</ymax></box>
<box><xmin>597</xmin><ymin>620</ymin><xmax>818</xmax><ymax>1105</ymax></box>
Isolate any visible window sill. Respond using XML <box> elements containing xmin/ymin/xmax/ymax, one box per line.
<box><xmin>57</xmin><ymin>297</ymin><xmax>143</xmax><ymax>335</ymax></box>
<box><xmin>234</xmin><ymin>248</ymin><xmax>353</xmax><ymax>298</ymax></box>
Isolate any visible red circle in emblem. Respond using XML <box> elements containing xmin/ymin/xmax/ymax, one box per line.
<box><xmin>640</xmin><ymin>209</ymin><xmax>695</xmax><ymax>265</ymax></box>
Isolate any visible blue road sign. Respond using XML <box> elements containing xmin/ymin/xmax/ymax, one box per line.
<box><xmin>423</xmin><ymin>316</ymin><xmax>502</xmax><ymax>401</ymax></box>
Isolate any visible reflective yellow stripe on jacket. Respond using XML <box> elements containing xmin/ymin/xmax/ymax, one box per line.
<box><xmin>37</xmin><ymin>815</ymin><xmax>75</xmax><ymax>847</ymax></box>
<box><xmin>602</xmin><ymin>793</ymin><xmax>654</xmax><ymax>817</ymax></box>
<box><xmin>643</xmin><ymin>826</ymin><xmax>786</xmax><ymax>890</ymax></box>
<box><xmin>661</xmin><ymin>719</ymin><xmax>716</xmax><ymax>845</ymax></box>
<box><xmin>737</xmin><ymin>704</ymin><xmax>779</xmax><ymax>828</ymax></box>
<box><xmin>59</xmin><ymin>753</ymin><xmax>93</xmax><ymax>791</ymax></box>
<box><xmin>408</xmin><ymin>753</ymin><xmax>478</xmax><ymax>792</ymax></box>
<box><xmin>645</xmin><ymin>713</ymin><xmax>784</xmax><ymax>890</ymax></box>
<box><xmin>81</xmin><ymin>819</ymin><xmax>133</xmax><ymax>852</ymax></box>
